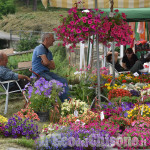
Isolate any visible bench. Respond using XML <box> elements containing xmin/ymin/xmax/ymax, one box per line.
<box><xmin>13</xmin><ymin>61</ymin><xmax>32</xmax><ymax>72</ymax></box>
<box><xmin>0</xmin><ymin>48</ymin><xmax>14</xmax><ymax>55</ymax></box>
<box><xmin>6</xmin><ymin>49</ymin><xmax>33</xmax><ymax>72</ymax></box>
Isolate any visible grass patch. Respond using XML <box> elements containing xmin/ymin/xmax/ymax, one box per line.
<box><xmin>0</xmin><ymin>93</ymin><xmax>26</xmax><ymax>117</ymax></box>
<box><xmin>0</xmin><ymin>10</ymin><xmax>68</xmax><ymax>32</ymax></box>
<box><xmin>0</xmin><ymin>137</ymin><xmax>34</xmax><ymax>150</ymax></box>
<box><xmin>14</xmin><ymin>137</ymin><xmax>35</xmax><ymax>149</ymax></box>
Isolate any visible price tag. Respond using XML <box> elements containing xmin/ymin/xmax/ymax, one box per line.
<box><xmin>74</xmin><ymin>110</ymin><xmax>78</xmax><ymax>117</ymax></box>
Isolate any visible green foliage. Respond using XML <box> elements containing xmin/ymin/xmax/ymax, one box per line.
<box><xmin>50</xmin><ymin>43</ymin><xmax>69</xmax><ymax>77</ymax></box>
<box><xmin>16</xmin><ymin>35</ymin><xmax>39</xmax><ymax>52</ymax></box>
<box><xmin>70</xmin><ymin>74</ymin><xmax>96</xmax><ymax>103</ymax></box>
<box><xmin>66</xmin><ymin>66</ymin><xmax>80</xmax><ymax>85</ymax></box>
<box><xmin>111</xmin><ymin>96</ymin><xmax>139</xmax><ymax>104</ymax></box>
<box><xmin>115</xmin><ymin>46</ymin><xmax>120</xmax><ymax>53</ymax></box>
<box><xmin>144</xmin><ymin>97</ymin><xmax>150</xmax><ymax>103</ymax></box>
<box><xmin>15</xmin><ymin>137</ymin><xmax>35</xmax><ymax>148</ymax></box>
<box><xmin>0</xmin><ymin>0</ymin><xmax>16</xmax><ymax>19</ymax></box>
<box><xmin>50</xmin><ymin>43</ymin><xmax>66</xmax><ymax>61</ymax></box>
<box><xmin>7</xmin><ymin>53</ymin><xmax>32</xmax><ymax>76</ymax></box>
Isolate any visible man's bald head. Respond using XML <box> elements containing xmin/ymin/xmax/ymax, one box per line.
<box><xmin>0</xmin><ymin>52</ymin><xmax>8</xmax><ymax>66</ymax></box>
<box><xmin>0</xmin><ymin>52</ymin><xmax>6</xmax><ymax>60</ymax></box>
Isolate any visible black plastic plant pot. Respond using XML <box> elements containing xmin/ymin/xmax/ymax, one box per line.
<box><xmin>36</xmin><ymin>111</ymin><xmax>49</xmax><ymax>122</ymax></box>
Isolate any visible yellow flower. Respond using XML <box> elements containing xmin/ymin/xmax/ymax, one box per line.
<box><xmin>107</xmin><ymin>86</ymin><xmax>111</xmax><ymax>90</ymax></box>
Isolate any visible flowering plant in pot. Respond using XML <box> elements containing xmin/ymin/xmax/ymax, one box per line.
<box><xmin>24</xmin><ymin>77</ymin><xmax>64</xmax><ymax>121</ymax></box>
<box><xmin>61</xmin><ymin>98</ymin><xmax>89</xmax><ymax>117</ymax></box>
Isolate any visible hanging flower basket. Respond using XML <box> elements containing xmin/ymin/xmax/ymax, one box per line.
<box><xmin>53</xmin><ymin>7</ymin><xmax>104</xmax><ymax>49</ymax></box>
<box><xmin>53</xmin><ymin>7</ymin><xmax>133</xmax><ymax>49</ymax></box>
<box><xmin>98</xmin><ymin>9</ymin><xmax>133</xmax><ymax>47</ymax></box>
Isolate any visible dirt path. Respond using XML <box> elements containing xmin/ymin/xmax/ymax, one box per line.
<box><xmin>0</xmin><ymin>143</ymin><xmax>32</xmax><ymax>150</ymax></box>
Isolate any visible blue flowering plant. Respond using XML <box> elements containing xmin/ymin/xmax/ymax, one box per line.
<box><xmin>4</xmin><ymin>115</ymin><xmax>39</xmax><ymax>139</ymax></box>
<box><xmin>24</xmin><ymin>77</ymin><xmax>65</xmax><ymax>112</ymax></box>
<box><xmin>36</xmin><ymin>127</ymin><xmax>111</xmax><ymax>150</ymax></box>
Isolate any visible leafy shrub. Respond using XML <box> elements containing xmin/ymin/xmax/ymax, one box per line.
<box><xmin>0</xmin><ymin>0</ymin><xmax>16</xmax><ymax>19</ymax></box>
<box><xmin>49</xmin><ymin>43</ymin><xmax>70</xmax><ymax>77</ymax></box>
<box><xmin>70</xmin><ymin>80</ymin><xmax>96</xmax><ymax>103</ymax></box>
<box><xmin>111</xmin><ymin>96</ymin><xmax>139</xmax><ymax>104</ymax></box>
<box><xmin>16</xmin><ymin>35</ymin><xmax>39</xmax><ymax>52</ymax></box>
<box><xmin>4</xmin><ymin>115</ymin><xmax>39</xmax><ymax>139</ymax></box>
<box><xmin>50</xmin><ymin>43</ymin><xmax>66</xmax><ymax>61</ymax></box>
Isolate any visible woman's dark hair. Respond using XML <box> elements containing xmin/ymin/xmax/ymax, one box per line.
<box><xmin>125</xmin><ymin>48</ymin><xmax>133</xmax><ymax>54</ymax></box>
<box><xmin>106</xmin><ymin>54</ymin><xmax>112</xmax><ymax>63</ymax></box>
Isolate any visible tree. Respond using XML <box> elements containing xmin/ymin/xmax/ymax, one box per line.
<box><xmin>33</xmin><ymin>0</ymin><xmax>37</xmax><ymax>11</ymax></box>
<box><xmin>0</xmin><ymin>0</ymin><xmax>16</xmax><ymax>19</ymax></box>
<box><xmin>26</xmin><ymin>0</ymin><xmax>30</xmax><ymax>7</ymax></box>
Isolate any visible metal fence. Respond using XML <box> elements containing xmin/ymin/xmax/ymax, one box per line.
<box><xmin>9</xmin><ymin>30</ymin><xmax>56</xmax><ymax>48</ymax></box>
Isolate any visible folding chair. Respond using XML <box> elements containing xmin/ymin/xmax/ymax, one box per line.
<box><xmin>29</xmin><ymin>68</ymin><xmax>41</xmax><ymax>78</ymax></box>
<box><xmin>0</xmin><ymin>80</ymin><xmax>28</xmax><ymax>114</ymax></box>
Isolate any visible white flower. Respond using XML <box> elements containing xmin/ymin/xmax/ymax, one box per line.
<box><xmin>133</xmin><ymin>72</ymin><xmax>139</xmax><ymax>77</ymax></box>
<box><xmin>147</xmin><ymin>89</ymin><xmax>150</xmax><ymax>95</ymax></box>
<box><xmin>48</xmin><ymin>127</ymin><xmax>54</xmax><ymax>131</ymax></box>
<box><xmin>141</xmin><ymin>90</ymin><xmax>147</xmax><ymax>96</ymax></box>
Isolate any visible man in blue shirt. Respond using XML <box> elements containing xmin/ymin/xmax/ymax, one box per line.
<box><xmin>32</xmin><ymin>33</ymin><xmax>69</xmax><ymax>102</ymax></box>
<box><xmin>0</xmin><ymin>52</ymin><xmax>30</xmax><ymax>91</ymax></box>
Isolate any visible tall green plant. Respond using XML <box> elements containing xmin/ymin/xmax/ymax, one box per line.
<box><xmin>50</xmin><ymin>43</ymin><xmax>69</xmax><ymax>77</ymax></box>
<box><xmin>70</xmin><ymin>73</ymin><xmax>96</xmax><ymax>103</ymax></box>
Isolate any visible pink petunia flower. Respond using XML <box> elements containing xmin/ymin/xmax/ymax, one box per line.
<box><xmin>114</xmin><ymin>9</ymin><xmax>119</xmax><ymax>12</ymax></box>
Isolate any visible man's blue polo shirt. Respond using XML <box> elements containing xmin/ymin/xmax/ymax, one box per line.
<box><xmin>32</xmin><ymin>44</ymin><xmax>53</xmax><ymax>76</ymax></box>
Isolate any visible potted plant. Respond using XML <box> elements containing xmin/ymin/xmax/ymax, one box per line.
<box><xmin>24</xmin><ymin>77</ymin><xmax>64</xmax><ymax>122</ymax></box>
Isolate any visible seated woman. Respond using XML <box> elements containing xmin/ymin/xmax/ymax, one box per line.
<box><xmin>106</xmin><ymin>51</ymin><xmax>150</xmax><ymax>74</ymax></box>
<box><xmin>122</xmin><ymin>48</ymin><xmax>138</xmax><ymax>70</ymax></box>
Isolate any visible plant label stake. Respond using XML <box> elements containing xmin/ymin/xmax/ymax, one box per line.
<box><xmin>74</xmin><ymin>110</ymin><xmax>78</xmax><ymax>117</ymax></box>
<box><xmin>100</xmin><ymin>111</ymin><xmax>104</xmax><ymax>121</ymax></box>
<box><xmin>141</xmin><ymin>97</ymin><xmax>144</xmax><ymax>116</ymax></box>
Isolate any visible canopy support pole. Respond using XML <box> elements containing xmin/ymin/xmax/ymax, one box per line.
<box><xmin>95</xmin><ymin>0</ymin><xmax>101</xmax><ymax>104</ymax></box>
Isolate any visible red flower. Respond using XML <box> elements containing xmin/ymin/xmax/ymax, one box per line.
<box><xmin>107</xmin><ymin>79</ymin><xmax>111</xmax><ymax>83</ymax></box>
<box><xmin>114</xmin><ymin>9</ymin><xmax>119</xmax><ymax>13</ymax></box>
<box><xmin>122</xmin><ymin>80</ymin><xmax>126</xmax><ymax>83</ymax></box>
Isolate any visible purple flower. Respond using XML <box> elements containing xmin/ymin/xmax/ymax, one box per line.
<box><xmin>124</xmin><ymin>112</ymin><xmax>128</xmax><ymax>117</ymax></box>
<box><xmin>4</xmin><ymin>116</ymin><xmax>39</xmax><ymax>139</ymax></box>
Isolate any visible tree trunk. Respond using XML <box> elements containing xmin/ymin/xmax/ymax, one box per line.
<box><xmin>26</xmin><ymin>0</ymin><xmax>29</xmax><ymax>7</ymax></box>
<box><xmin>33</xmin><ymin>0</ymin><xmax>37</xmax><ymax>11</ymax></box>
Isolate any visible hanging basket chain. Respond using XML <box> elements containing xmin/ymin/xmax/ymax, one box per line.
<box><xmin>110</xmin><ymin>0</ymin><xmax>114</xmax><ymax>12</ymax></box>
